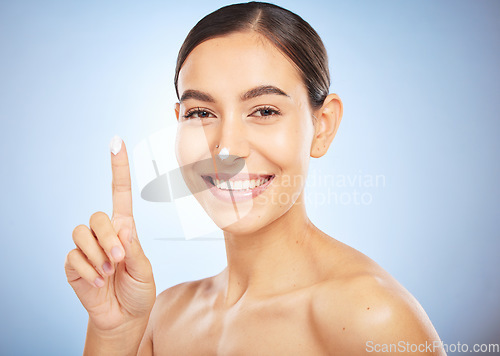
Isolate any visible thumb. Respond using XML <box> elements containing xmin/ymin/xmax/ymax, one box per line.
<box><xmin>116</xmin><ymin>224</ymin><xmax>153</xmax><ymax>283</ymax></box>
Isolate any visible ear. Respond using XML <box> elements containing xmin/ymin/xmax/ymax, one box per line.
<box><xmin>310</xmin><ymin>93</ymin><xmax>343</xmax><ymax>158</ymax></box>
<box><xmin>174</xmin><ymin>102</ymin><xmax>180</xmax><ymax>121</ymax></box>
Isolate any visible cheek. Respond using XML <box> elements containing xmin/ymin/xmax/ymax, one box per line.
<box><xmin>175</xmin><ymin>124</ymin><xmax>216</xmax><ymax>199</ymax></box>
<box><xmin>175</xmin><ymin>123</ymin><xmax>211</xmax><ymax>166</ymax></box>
<box><xmin>265</xmin><ymin>119</ymin><xmax>314</xmax><ymax>174</ymax></box>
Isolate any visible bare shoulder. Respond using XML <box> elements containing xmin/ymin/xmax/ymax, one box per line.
<box><xmin>138</xmin><ymin>277</ymin><xmax>213</xmax><ymax>355</ymax></box>
<box><xmin>150</xmin><ymin>275</ymin><xmax>215</xmax><ymax>324</ymax></box>
<box><xmin>310</xmin><ymin>235</ymin><xmax>445</xmax><ymax>355</ymax></box>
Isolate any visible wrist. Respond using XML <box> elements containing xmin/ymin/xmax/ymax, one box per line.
<box><xmin>84</xmin><ymin>317</ymin><xmax>150</xmax><ymax>356</ymax></box>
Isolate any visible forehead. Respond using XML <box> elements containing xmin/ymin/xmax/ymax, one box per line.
<box><xmin>177</xmin><ymin>32</ymin><xmax>305</xmax><ymax>97</ymax></box>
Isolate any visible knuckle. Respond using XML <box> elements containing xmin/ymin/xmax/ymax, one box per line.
<box><xmin>112</xmin><ymin>181</ymin><xmax>131</xmax><ymax>192</ymax></box>
<box><xmin>64</xmin><ymin>252</ymin><xmax>71</xmax><ymax>268</ymax></box>
<box><xmin>90</xmin><ymin>211</ymin><xmax>108</xmax><ymax>225</ymax></box>
<box><xmin>145</xmin><ymin>262</ymin><xmax>154</xmax><ymax>276</ymax></box>
<box><xmin>72</xmin><ymin>224</ymin><xmax>88</xmax><ymax>242</ymax></box>
<box><xmin>66</xmin><ymin>249</ymin><xmax>80</xmax><ymax>265</ymax></box>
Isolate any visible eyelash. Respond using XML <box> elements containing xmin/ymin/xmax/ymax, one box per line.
<box><xmin>251</xmin><ymin>106</ymin><xmax>281</xmax><ymax>118</ymax></box>
<box><xmin>182</xmin><ymin>107</ymin><xmax>213</xmax><ymax>119</ymax></box>
<box><xmin>182</xmin><ymin>106</ymin><xmax>281</xmax><ymax>119</ymax></box>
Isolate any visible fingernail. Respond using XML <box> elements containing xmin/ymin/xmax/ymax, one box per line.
<box><xmin>111</xmin><ymin>246</ymin><xmax>124</xmax><ymax>261</ymax></box>
<box><xmin>102</xmin><ymin>261</ymin><xmax>113</xmax><ymax>275</ymax></box>
<box><xmin>94</xmin><ymin>277</ymin><xmax>105</xmax><ymax>288</ymax></box>
<box><xmin>109</xmin><ymin>135</ymin><xmax>122</xmax><ymax>155</ymax></box>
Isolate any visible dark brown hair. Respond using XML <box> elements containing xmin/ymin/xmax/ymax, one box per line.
<box><xmin>174</xmin><ymin>1</ymin><xmax>330</xmax><ymax>110</ymax></box>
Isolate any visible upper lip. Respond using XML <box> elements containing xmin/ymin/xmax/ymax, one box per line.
<box><xmin>201</xmin><ymin>173</ymin><xmax>274</xmax><ymax>181</ymax></box>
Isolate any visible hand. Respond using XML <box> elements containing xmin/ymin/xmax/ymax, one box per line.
<box><xmin>65</xmin><ymin>136</ymin><xmax>156</xmax><ymax>332</ymax></box>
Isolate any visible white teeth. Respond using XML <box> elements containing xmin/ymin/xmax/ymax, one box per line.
<box><xmin>212</xmin><ymin>177</ymin><xmax>272</xmax><ymax>190</ymax></box>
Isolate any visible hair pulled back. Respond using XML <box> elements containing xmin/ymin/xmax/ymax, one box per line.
<box><xmin>174</xmin><ymin>1</ymin><xmax>330</xmax><ymax>109</ymax></box>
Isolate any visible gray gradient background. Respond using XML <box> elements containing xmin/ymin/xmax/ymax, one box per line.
<box><xmin>1</xmin><ymin>0</ymin><xmax>499</xmax><ymax>354</ymax></box>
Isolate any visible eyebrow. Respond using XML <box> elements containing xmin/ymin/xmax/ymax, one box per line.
<box><xmin>241</xmin><ymin>85</ymin><xmax>290</xmax><ymax>101</ymax></box>
<box><xmin>179</xmin><ymin>85</ymin><xmax>290</xmax><ymax>103</ymax></box>
<box><xmin>180</xmin><ymin>90</ymin><xmax>215</xmax><ymax>103</ymax></box>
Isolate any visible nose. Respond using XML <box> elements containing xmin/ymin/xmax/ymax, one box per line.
<box><xmin>215</xmin><ymin>113</ymin><xmax>250</xmax><ymax>165</ymax></box>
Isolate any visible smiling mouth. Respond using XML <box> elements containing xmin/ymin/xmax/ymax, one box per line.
<box><xmin>200</xmin><ymin>173</ymin><xmax>275</xmax><ymax>202</ymax></box>
<box><xmin>201</xmin><ymin>173</ymin><xmax>275</xmax><ymax>203</ymax></box>
<box><xmin>202</xmin><ymin>174</ymin><xmax>274</xmax><ymax>192</ymax></box>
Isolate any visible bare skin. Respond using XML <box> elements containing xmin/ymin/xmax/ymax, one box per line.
<box><xmin>65</xmin><ymin>138</ymin><xmax>156</xmax><ymax>355</ymax></box>
<box><xmin>141</xmin><ymin>32</ymin><xmax>444</xmax><ymax>354</ymax></box>
<box><xmin>143</xmin><ymin>223</ymin><xmax>443</xmax><ymax>355</ymax></box>
<box><xmin>66</xmin><ymin>31</ymin><xmax>445</xmax><ymax>355</ymax></box>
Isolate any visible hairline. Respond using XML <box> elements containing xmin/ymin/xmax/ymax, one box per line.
<box><xmin>175</xmin><ymin>29</ymin><xmax>309</xmax><ymax>101</ymax></box>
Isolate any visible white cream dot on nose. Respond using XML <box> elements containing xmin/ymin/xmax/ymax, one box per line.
<box><xmin>219</xmin><ymin>147</ymin><xmax>229</xmax><ymax>160</ymax></box>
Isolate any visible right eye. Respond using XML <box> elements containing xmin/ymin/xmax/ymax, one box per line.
<box><xmin>183</xmin><ymin>108</ymin><xmax>216</xmax><ymax>120</ymax></box>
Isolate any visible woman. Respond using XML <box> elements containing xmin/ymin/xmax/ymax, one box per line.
<box><xmin>65</xmin><ymin>2</ymin><xmax>445</xmax><ymax>355</ymax></box>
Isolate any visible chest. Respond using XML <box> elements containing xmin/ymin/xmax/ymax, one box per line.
<box><xmin>152</xmin><ymin>293</ymin><xmax>327</xmax><ymax>355</ymax></box>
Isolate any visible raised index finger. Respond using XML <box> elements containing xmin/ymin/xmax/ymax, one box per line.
<box><xmin>109</xmin><ymin>135</ymin><xmax>133</xmax><ymax>218</ymax></box>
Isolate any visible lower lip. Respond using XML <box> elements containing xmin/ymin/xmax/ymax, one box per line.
<box><xmin>202</xmin><ymin>176</ymin><xmax>274</xmax><ymax>203</ymax></box>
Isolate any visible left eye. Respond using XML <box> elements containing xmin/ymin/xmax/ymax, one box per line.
<box><xmin>183</xmin><ymin>109</ymin><xmax>215</xmax><ymax>119</ymax></box>
<box><xmin>251</xmin><ymin>107</ymin><xmax>281</xmax><ymax>117</ymax></box>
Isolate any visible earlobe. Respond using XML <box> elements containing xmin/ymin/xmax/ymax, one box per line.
<box><xmin>175</xmin><ymin>103</ymin><xmax>180</xmax><ymax>121</ymax></box>
<box><xmin>310</xmin><ymin>94</ymin><xmax>343</xmax><ymax>158</ymax></box>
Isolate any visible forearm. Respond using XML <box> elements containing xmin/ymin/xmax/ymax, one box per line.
<box><xmin>83</xmin><ymin>318</ymin><xmax>149</xmax><ymax>356</ymax></box>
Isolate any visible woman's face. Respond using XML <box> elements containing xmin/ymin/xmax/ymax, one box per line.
<box><xmin>175</xmin><ymin>31</ymin><xmax>316</xmax><ymax>234</ymax></box>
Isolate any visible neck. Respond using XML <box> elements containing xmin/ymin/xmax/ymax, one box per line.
<box><xmin>220</xmin><ymin>193</ymin><xmax>318</xmax><ymax>306</ymax></box>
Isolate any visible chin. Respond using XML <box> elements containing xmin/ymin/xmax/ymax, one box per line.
<box><xmin>216</xmin><ymin>213</ymin><xmax>274</xmax><ymax>236</ymax></box>
<box><xmin>194</xmin><ymin>196</ymin><xmax>276</xmax><ymax>236</ymax></box>
<box><xmin>189</xmin><ymin>173</ymin><xmax>302</xmax><ymax>235</ymax></box>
